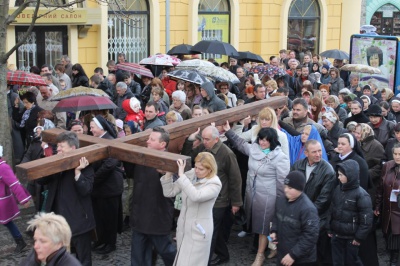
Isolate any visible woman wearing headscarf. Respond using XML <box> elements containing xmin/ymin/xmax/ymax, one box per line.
<box><xmin>90</xmin><ymin>115</ymin><xmax>124</xmax><ymax>254</ymax></box>
<box><xmin>322</xmin><ymin>111</ymin><xmax>348</xmax><ymax>159</ymax></box>
<box><xmin>344</xmin><ymin>98</ymin><xmax>370</xmax><ymax>128</ymax></box>
<box><xmin>223</xmin><ymin>123</ymin><xmax>289</xmax><ymax>266</ymax></box>
<box><xmin>325</xmin><ymin>95</ymin><xmax>348</xmax><ymax>124</ymax></box>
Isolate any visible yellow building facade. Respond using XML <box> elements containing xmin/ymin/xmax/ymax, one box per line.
<box><xmin>6</xmin><ymin>0</ymin><xmax>362</xmax><ymax>73</ymax></box>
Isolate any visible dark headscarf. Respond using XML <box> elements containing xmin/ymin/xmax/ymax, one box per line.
<box><xmin>93</xmin><ymin>115</ymin><xmax>117</xmax><ymax>139</ymax></box>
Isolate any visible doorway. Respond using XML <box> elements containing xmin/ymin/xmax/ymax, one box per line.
<box><xmin>15</xmin><ymin>26</ymin><xmax>68</xmax><ymax>72</ymax></box>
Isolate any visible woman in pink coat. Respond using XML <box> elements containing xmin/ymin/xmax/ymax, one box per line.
<box><xmin>0</xmin><ymin>145</ymin><xmax>31</xmax><ymax>254</ymax></box>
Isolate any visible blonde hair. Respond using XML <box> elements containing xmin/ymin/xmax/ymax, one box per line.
<box><xmin>252</xmin><ymin>107</ymin><xmax>279</xmax><ymax>138</ymax></box>
<box><xmin>195</xmin><ymin>152</ymin><xmax>218</xmax><ymax>179</ymax></box>
<box><xmin>166</xmin><ymin>111</ymin><xmax>178</xmax><ymax>122</ymax></box>
<box><xmin>27</xmin><ymin>212</ymin><xmax>72</xmax><ymax>252</ymax></box>
<box><xmin>265</xmin><ymin>80</ymin><xmax>278</xmax><ymax>91</ymax></box>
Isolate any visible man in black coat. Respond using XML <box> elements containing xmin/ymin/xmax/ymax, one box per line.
<box><xmin>38</xmin><ymin>131</ymin><xmax>95</xmax><ymax>266</ymax></box>
<box><xmin>291</xmin><ymin>140</ymin><xmax>337</xmax><ymax>265</ymax></box>
<box><xmin>129</xmin><ymin>127</ymin><xmax>176</xmax><ymax>266</ymax></box>
<box><xmin>270</xmin><ymin>171</ymin><xmax>319</xmax><ymax>266</ymax></box>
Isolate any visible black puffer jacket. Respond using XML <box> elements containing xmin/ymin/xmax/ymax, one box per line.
<box><xmin>271</xmin><ymin>193</ymin><xmax>319</xmax><ymax>264</ymax></box>
<box><xmin>328</xmin><ymin>160</ymin><xmax>373</xmax><ymax>241</ymax></box>
<box><xmin>291</xmin><ymin>158</ymin><xmax>336</xmax><ymax>229</ymax></box>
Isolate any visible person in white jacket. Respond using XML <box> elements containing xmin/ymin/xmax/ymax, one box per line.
<box><xmin>160</xmin><ymin>153</ymin><xmax>222</xmax><ymax>266</ymax></box>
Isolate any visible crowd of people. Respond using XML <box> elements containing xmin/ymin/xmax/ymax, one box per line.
<box><xmin>2</xmin><ymin>49</ymin><xmax>400</xmax><ymax>266</ymax></box>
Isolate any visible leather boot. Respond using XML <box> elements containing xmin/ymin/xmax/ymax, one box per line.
<box><xmin>390</xmin><ymin>250</ymin><xmax>399</xmax><ymax>266</ymax></box>
<box><xmin>14</xmin><ymin>237</ymin><xmax>27</xmax><ymax>254</ymax></box>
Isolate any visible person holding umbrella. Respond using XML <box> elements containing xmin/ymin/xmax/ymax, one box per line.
<box><xmin>90</xmin><ymin>115</ymin><xmax>124</xmax><ymax>255</ymax></box>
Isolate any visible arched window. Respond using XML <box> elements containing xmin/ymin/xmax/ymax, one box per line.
<box><xmin>108</xmin><ymin>0</ymin><xmax>149</xmax><ymax>63</ymax></box>
<box><xmin>198</xmin><ymin>0</ymin><xmax>230</xmax><ymax>60</ymax></box>
<box><xmin>288</xmin><ymin>0</ymin><xmax>320</xmax><ymax>56</ymax></box>
<box><xmin>370</xmin><ymin>4</ymin><xmax>400</xmax><ymax>36</ymax></box>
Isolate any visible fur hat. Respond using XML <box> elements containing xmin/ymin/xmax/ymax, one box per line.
<box><xmin>367</xmin><ymin>104</ymin><xmax>382</xmax><ymax>117</ymax></box>
<box><xmin>284</xmin><ymin>171</ymin><xmax>306</xmax><ymax>191</ymax></box>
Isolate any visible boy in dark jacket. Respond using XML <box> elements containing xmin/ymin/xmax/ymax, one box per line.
<box><xmin>328</xmin><ymin>159</ymin><xmax>373</xmax><ymax>266</ymax></box>
<box><xmin>270</xmin><ymin>171</ymin><xmax>319</xmax><ymax>266</ymax></box>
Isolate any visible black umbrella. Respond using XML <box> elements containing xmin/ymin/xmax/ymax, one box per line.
<box><xmin>191</xmin><ymin>40</ymin><xmax>239</xmax><ymax>57</ymax></box>
<box><xmin>167</xmin><ymin>44</ymin><xmax>200</xmax><ymax>55</ymax></box>
<box><xmin>167</xmin><ymin>69</ymin><xmax>209</xmax><ymax>85</ymax></box>
<box><xmin>238</xmin><ymin>51</ymin><xmax>265</xmax><ymax>63</ymax></box>
<box><xmin>319</xmin><ymin>49</ymin><xmax>349</xmax><ymax>60</ymax></box>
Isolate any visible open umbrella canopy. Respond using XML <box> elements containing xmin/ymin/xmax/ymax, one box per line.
<box><xmin>115</xmin><ymin>63</ymin><xmax>154</xmax><ymax>78</ymax></box>
<box><xmin>167</xmin><ymin>44</ymin><xmax>200</xmax><ymax>55</ymax></box>
<box><xmin>191</xmin><ymin>40</ymin><xmax>239</xmax><ymax>57</ymax></box>
<box><xmin>51</xmin><ymin>86</ymin><xmax>110</xmax><ymax>101</ymax></box>
<box><xmin>7</xmin><ymin>70</ymin><xmax>47</xmax><ymax>86</ymax></box>
<box><xmin>167</xmin><ymin>69</ymin><xmax>209</xmax><ymax>85</ymax></box>
<box><xmin>238</xmin><ymin>51</ymin><xmax>265</xmax><ymax>63</ymax></box>
<box><xmin>320</xmin><ymin>49</ymin><xmax>349</xmax><ymax>60</ymax></box>
<box><xmin>340</xmin><ymin>64</ymin><xmax>381</xmax><ymax>74</ymax></box>
<box><xmin>249</xmin><ymin>65</ymin><xmax>286</xmax><ymax>78</ymax></box>
<box><xmin>175</xmin><ymin>59</ymin><xmax>215</xmax><ymax>69</ymax></box>
<box><xmin>139</xmin><ymin>54</ymin><xmax>181</xmax><ymax>66</ymax></box>
<box><xmin>196</xmin><ymin>65</ymin><xmax>240</xmax><ymax>84</ymax></box>
<box><xmin>53</xmin><ymin>95</ymin><xmax>117</xmax><ymax>113</ymax></box>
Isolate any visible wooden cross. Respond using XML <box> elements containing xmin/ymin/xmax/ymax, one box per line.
<box><xmin>16</xmin><ymin>97</ymin><xmax>286</xmax><ymax>181</ymax></box>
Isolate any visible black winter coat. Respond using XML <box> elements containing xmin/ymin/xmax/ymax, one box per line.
<box><xmin>20</xmin><ymin>247</ymin><xmax>82</xmax><ymax>266</ymax></box>
<box><xmin>368</xmin><ymin>118</ymin><xmax>395</xmax><ymax>148</ymax></box>
<box><xmin>328</xmin><ymin>160</ymin><xmax>373</xmax><ymax>241</ymax></box>
<box><xmin>114</xmin><ymin>90</ymin><xmax>134</xmax><ymax>120</ymax></box>
<box><xmin>271</xmin><ymin>193</ymin><xmax>319</xmax><ymax>264</ymax></box>
<box><xmin>129</xmin><ymin>163</ymin><xmax>174</xmax><ymax>235</ymax></box>
<box><xmin>91</xmin><ymin>132</ymin><xmax>124</xmax><ymax>198</ymax></box>
<box><xmin>12</xmin><ymin>105</ymin><xmax>44</xmax><ymax>143</ymax></box>
<box><xmin>330</xmin><ymin>151</ymin><xmax>370</xmax><ymax>191</ymax></box>
<box><xmin>291</xmin><ymin>158</ymin><xmax>336</xmax><ymax>229</ymax></box>
<box><xmin>38</xmin><ymin>166</ymin><xmax>95</xmax><ymax>236</ymax></box>
<box><xmin>71</xmin><ymin>74</ymin><xmax>89</xmax><ymax>88</ymax></box>
<box><xmin>384</xmin><ymin>138</ymin><xmax>399</xmax><ymax>162</ymax></box>
<box><xmin>344</xmin><ymin>112</ymin><xmax>370</xmax><ymax>128</ymax></box>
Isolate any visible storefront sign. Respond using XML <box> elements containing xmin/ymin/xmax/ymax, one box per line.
<box><xmin>9</xmin><ymin>8</ymin><xmax>87</xmax><ymax>24</ymax></box>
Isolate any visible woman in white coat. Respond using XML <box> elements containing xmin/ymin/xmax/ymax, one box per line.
<box><xmin>160</xmin><ymin>152</ymin><xmax>222</xmax><ymax>266</ymax></box>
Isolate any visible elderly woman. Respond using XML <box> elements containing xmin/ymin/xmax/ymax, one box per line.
<box><xmin>169</xmin><ymin>90</ymin><xmax>192</xmax><ymax>120</ymax></box>
<box><xmin>325</xmin><ymin>95</ymin><xmax>348</xmax><ymax>123</ymax></box>
<box><xmin>12</xmin><ymin>91</ymin><xmax>43</xmax><ymax>150</ymax></box>
<box><xmin>233</xmin><ymin>107</ymin><xmax>289</xmax><ymax>156</ymax></box>
<box><xmin>223</xmin><ymin>123</ymin><xmax>289</xmax><ymax>266</ymax></box>
<box><xmin>328</xmin><ymin>67</ymin><xmax>344</xmax><ymax>96</ymax></box>
<box><xmin>21</xmin><ymin>212</ymin><xmax>81</xmax><ymax>265</ymax></box>
<box><xmin>161</xmin><ymin>153</ymin><xmax>222</xmax><ymax>266</ymax></box>
<box><xmin>90</xmin><ymin>115</ymin><xmax>124</xmax><ymax>254</ymax></box>
<box><xmin>344</xmin><ymin>99</ymin><xmax>370</xmax><ymax>128</ymax></box>
<box><xmin>353</xmin><ymin>123</ymin><xmax>384</xmax><ymax>201</ymax></box>
<box><xmin>0</xmin><ymin>145</ymin><xmax>31</xmax><ymax>254</ymax></box>
<box><xmin>382</xmin><ymin>88</ymin><xmax>395</xmax><ymax>104</ymax></box>
<box><xmin>375</xmin><ymin>143</ymin><xmax>400</xmax><ymax>266</ymax></box>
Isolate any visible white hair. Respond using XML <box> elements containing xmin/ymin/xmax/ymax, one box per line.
<box><xmin>172</xmin><ymin>90</ymin><xmax>186</xmax><ymax>103</ymax></box>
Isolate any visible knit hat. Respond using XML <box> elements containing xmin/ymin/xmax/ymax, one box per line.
<box><xmin>322</xmin><ymin>111</ymin><xmax>338</xmax><ymax>123</ymax></box>
<box><xmin>367</xmin><ymin>104</ymin><xmax>382</xmax><ymax>117</ymax></box>
<box><xmin>116</xmin><ymin>119</ymin><xmax>124</xmax><ymax>130</ymax></box>
<box><xmin>322</xmin><ymin>65</ymin><xmax>329</xmax><ymax>71</ymax></box>
<box><xmin>284</xmin><ymin>171</ymin><xmax>306</xmax><ymax>191</ymax></box>
<box><xmin>363</xmin><ymin>85</ymin><xmax>372</xmax><ymax>91</ymax></box>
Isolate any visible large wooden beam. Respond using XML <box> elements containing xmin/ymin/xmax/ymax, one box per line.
<box><xmin>16</xmin><ymin>144</ymin><xmax>109</xmax><ymax>181</ymax></box>
<box><xmin>119</xmin><ymin>96</ymin><xmax>287</xmax><ymax>146</ymax></box>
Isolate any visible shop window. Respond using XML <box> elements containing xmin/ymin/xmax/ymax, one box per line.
<box><xmin>198</xmin><ymin>0</ymin><xmax>230</xmax><ymax>60</ymax></box>
<box><xmin>370</xmin><ymin>4</ymin><xmax>400</xmax><ymax>36</ymax></box>
<box><xmin>288</xmin><ymin>0</ymin><xmax>320</xmax><ymax>55</ymax></box>
<box><xmin>108</xmin><ymin>0</ymin><xmax>149</xmax><ymax>63</ymax></box>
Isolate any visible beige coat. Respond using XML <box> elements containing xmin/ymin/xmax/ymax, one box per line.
<box><xmin>161</xmin><ymin>170</ymin><xmax>222</xmax><ymax>266</ymax></box>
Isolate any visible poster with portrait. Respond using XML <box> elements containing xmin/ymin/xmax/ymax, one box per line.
<box><xmin>350</xmin><ymin>35</ymin><xmax>398</xmax><ymax>92</ymax></box>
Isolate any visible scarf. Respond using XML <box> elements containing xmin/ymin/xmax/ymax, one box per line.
<box><xmin>20</xmin><ymin>104</ymin><xmax>35</xmax><ymax>128</ymax></box>
<box><xmin>261</xmin><ymin>148</ymin><xmax>271</xmax><ymax>155</ymax></box>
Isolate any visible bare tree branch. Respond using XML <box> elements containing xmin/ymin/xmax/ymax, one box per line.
<box><xmin>6</xmin><ymin>0</ymin><xmax>37</xmax><ymax>25</ymax></box>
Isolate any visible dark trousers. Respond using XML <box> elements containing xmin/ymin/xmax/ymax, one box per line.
<box><xmin>209</xmin><ymin>206</ymin><xmax>230</xmax><ymax>264</ymax></box>
<box><xmin>317</xmin><ymin>229</ymin><xmax>333</xmax><ymax>265</ymax></box>
<box><xmin>71</xmin><ymin>231</ymin><xmax>92</xmax><ymax>266</ymax></box>
<box><xmin>92</xmin><ymin>196</ymin><xmax>121</xmax><ymax>246</ymax></box>
<box><xmin>4</xmin><ymin>221</ymin><xmax>22</xmax><ymax>239</ymax></box>
<box><xmin>130</xmin><ymin>229</ymin><xmax>176</xmax><ymax>266</ymax></box>
<box><xmin>331</xmin><ymin>236</ymin><xmax>363</xmax><ymax>266</ymax></box>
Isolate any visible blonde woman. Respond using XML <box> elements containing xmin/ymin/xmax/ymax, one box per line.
<box><xmin>160</xmin><ymin>152</ymin><xmax>222</xmax><ymax>266</ymax></box>
<box><xmin>265</xmin><ymin>79</ymin><xmax>278</xmax><ymax>97</ymax></box>
<box><xmin>233</xmin><ymin>107</ymin><xmax>289</xmax><ymax>156</ymax></box>
<box><xmin>21</xmin><ymin>212</ymin><xmax>81</xmax><ymax>265</ymax></box>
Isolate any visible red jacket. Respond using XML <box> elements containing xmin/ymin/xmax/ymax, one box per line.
<box><xmin>122</xmin><ymin>99</ymin><xmax>144</xmax><ymax>129</ymax></box>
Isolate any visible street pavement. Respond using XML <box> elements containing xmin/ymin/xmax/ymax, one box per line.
<box><xmin>0</xmin><ymin>198</ymin><xmax>390</xmax><ymax>265</ymax></box>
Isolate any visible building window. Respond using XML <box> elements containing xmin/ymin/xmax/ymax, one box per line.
<box><xmin>198</xmin><ymin>0</ymin><xmax>230</xmax><ymax>60</ymax></box>
<box><xmin>370</xmin><ymin>4</ymin><xmax>400</xmax><ymax>36</ymax></box>
<box><xmin>108</xmin><ymin>0</ymin><xmax>149</xmax><ymax>63</ymax></box>
<box><xmin>288</xmin><ymin>0</ymin><xmax>320</xmax><ymax>55</ymax></box>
